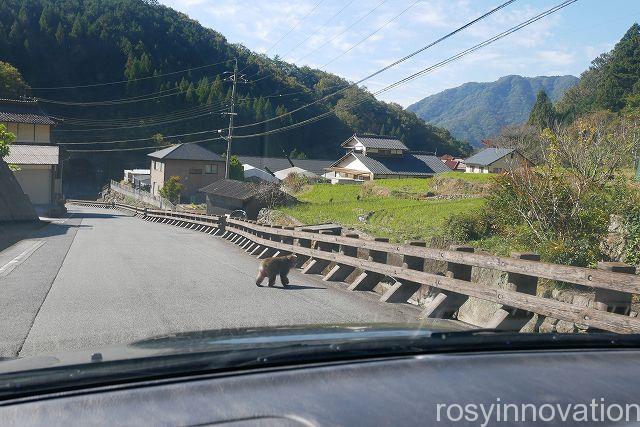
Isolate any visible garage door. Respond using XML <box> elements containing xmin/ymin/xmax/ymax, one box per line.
<box><xmin>13</xmin><ymin>168</ymin><xmax>51</xmax><ymax>205</ymax></box>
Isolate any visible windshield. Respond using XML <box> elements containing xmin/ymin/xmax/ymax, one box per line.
<box><xmin>0</xmin><ymin>0</ymin><xmax>639</xmax><ymax>374</ymax></box>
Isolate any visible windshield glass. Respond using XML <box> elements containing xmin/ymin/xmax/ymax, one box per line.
<box><xmin>0</xmin><ymin>0</ymin><xmax>639</xmax><ymax>371</ymax></box>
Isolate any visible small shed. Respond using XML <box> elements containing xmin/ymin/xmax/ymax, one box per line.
<box><xmin>199</xmin><ymin>179</ymin><xmax>261</xmax><ymax>219</ymax></box>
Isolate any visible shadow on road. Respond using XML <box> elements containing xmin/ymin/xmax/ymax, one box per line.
<box><xmin>281</xmin><ymin>284</ymin><xmax>326</xmax><ymax>290</ymax></box>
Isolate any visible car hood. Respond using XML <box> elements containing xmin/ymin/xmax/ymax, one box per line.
<box><xmin>0</xmin><ymin>320</ymin><xmax>468</xmax><ymax>374</ymax></box>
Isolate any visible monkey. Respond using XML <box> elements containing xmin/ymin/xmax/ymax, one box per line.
<box><xmin>256</xmin><ymin>254</ymin><xmax>297</xmax><ymax>287</ymax></box>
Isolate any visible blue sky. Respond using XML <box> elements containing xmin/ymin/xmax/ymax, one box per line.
<box><xmin>158</xmin><ymin>0</ymin><xmax>639</xmax><ymax>106</ymax></box>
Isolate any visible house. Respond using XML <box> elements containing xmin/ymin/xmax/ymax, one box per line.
<box><xmin>440</xmin><ymin>155</ymin><xmax>466</xmax><ymax>172</ymax></box>
<box><xmin>148</xmin><ymin>143</ymin><xmax>226</xmax><ymax>202</ymax></box>
<box><xmin>0</xmin><ymin>98</ymin><xmax>63</xmax><ymax>216</ymax></box>
<box><xmin>199</xmin><ymin>179</ymin><xmax>261</xmax><ymax>219</ymax></box>
<box><xmin>327</xmin><ymin>134</ymin><xmax>451</xmax><ymax>180</ymax></box>
<box><xmin>237</xmin><ymin>156</ymin><xmax>334</xmax><ymax>181</ymax></box>
<box><xmin>242</xmin><ymin>164</ymin><xmax>279</xmax><ymax>184</ymax></box>
<box><xmin>464</xmin><ymin>147</ymin><xmax>531</xmax><ymax>174</ymax></box>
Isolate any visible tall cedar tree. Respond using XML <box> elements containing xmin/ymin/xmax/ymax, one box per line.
<box><xmin>527</xmin><ymin>90</ymin><xmax>557</xmax><ymax>130</ymax></box>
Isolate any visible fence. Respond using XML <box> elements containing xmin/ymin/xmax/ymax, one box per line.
<box><xmin>109</xmin><ymin>180</ymin><xmax>175</xmax><ymax>210</ymax></box>
<box><xmin>67</xmin><ymin>200</ymin><xmax>640</xmax><ymax>334</ymax></box>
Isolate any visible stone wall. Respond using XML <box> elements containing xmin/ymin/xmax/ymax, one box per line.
<box><xmin>0</xmin><ymin>161</ymin><xmax>38</xmax><ymax>222</ymax></box>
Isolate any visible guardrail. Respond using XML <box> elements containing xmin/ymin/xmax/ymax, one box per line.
<box><xmin>109</xmin><ymin>180</ymin><xmax>175</xmax><ymax>210</ymax></box>
<box><xmin>66</xmin><ymin>200</ymin><xmax>640</xmax><ymax>334</ymax></box>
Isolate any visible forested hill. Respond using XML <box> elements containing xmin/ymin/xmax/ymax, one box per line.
<box><xmin>555</xmin><ymin>23</ymin><xmax>640</xmax><ymax>119</ymax></box>
<box><xmin>407</xmin><ymin>75</ymin><xmax>578</xmax><ymax>146</ymax></box>
<box><xmin>0</xmin><ymin>0</ymin><xmax>470</xmax><ymax>164</ymax></box>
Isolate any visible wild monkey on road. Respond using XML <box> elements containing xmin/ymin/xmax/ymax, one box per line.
<box><xmin>256</xmin><ymin>254</ymin><xmax>297</xmax><ymax>287</ymax></box>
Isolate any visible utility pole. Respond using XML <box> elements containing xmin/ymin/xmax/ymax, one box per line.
<box><xmin>223</xmin><ymin>58</ymin><xmax>239</xmax><ymax>179</ymax></box>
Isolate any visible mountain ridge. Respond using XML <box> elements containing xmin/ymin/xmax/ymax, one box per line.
<box><xmin>407</xmin><ymin>74</ymin><xmax>578</xmax><ymax>146</ymax></box>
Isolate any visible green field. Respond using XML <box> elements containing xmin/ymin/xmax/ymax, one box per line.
<box><xmin>280</xmin><ymin>180</ymin><xmax>485</xmax><ymax>242</ymax></box>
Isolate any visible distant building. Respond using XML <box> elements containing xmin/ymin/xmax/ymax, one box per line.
<box><xmin>124</xmin><ymin>169</ymin><xmax>151</xmax><ymax>189</ymax></box>
<box><xmin>0</xmin><ymin>98</ymin><xmax>63</xmax><ymax>216</ymax></box>
<box><xmin>440</xmin><ymin>155</ymin><xmax>466</xmax><ymax>172</ymax></box>
<box><xmin>242</xmin><ymin>164</ymin><xmax>279</xmax><ymax>184</ymax></box>
<box><xmin>237</xmin><ymin>155</ymin><xmax>334</xmax><ymax>181</ymax></box>
<box><xmin>148</xmin><ymin>143</ymin><xmax>225</xmax><ymax>202</ymax></box>
<box><xmin>199</xmin><ymin>179</ymin><xmax>261</xmax><ymax>219</ymax></box>
<box><xmin>464</xmin><ymin>147</ymin><xmax>532</xmax><ymax>174</ymax></box>
<box><xmin>327</xmin><ymin>134</ymin><xmax>450</xmax><ymax>180</ymax></box>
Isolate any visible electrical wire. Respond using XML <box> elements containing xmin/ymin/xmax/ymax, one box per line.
<box><xmin>230</xmin><ymin>0</ymin><xmax>518</xmax><ymax>131</ymax></box>
<box><xmin>54</xmin><ymin>100</ymin><xmax>229</xmax><ymax>126</ymax></box>
<box><xmin>231</xmin><ymin>0</ymin><xmax>578</xmax><ymax>140</ymax></box>
<box><xmin>53</xmin><ymin>107</ymin><xmax>229</xmax><ymax>132</ymax></box>
<box><xmin>57</xmin><ymin>128</ymin><xmax>224</xmax><ymax>145</ymax></box>
<box><xmin>32</xmin><ymin>58</ymin><xmax>234</xmax><ymax>90</ymax></box>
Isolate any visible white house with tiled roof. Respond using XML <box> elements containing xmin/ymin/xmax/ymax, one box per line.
<box><xmin>0</xmin><ymin>98</ymin><xmax>63</xmax><ymax>214</ymax></box>
<box><xmin>327</xmin><ymin>134</ymin><xmax>450</xmax><ymax>181</ymax></box>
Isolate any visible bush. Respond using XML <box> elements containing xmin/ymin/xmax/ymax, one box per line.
<box><xmin>282</xmin><ymin>172</ymin><xmax>310</xmax><ymax>193</ymax></box>
<box><xmin>159</xmin><ymin>176</ymin><xmax>183</xmax><ymax>203</ymax></box>
<box><xmin>443</xmin><ymin>210</ymin><xmax>494</xmax><ymax>243</ymax></box>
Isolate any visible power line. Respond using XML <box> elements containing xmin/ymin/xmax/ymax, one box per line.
<box><xmin>53</xmin><ymin>106</ymin><xmax>229</xmax><ymax>132</ymax></box>
<box><xmin>237</xmin><ymin>0</ymin><xmax>325</xmax><ymax>75</ymax></box>
<box><xmin>320</xmin><ymin>0</ymin><xmax>422</xmax><ymax>68</ymax></box>
<box><xmin>64</xmin><ymin>144</ymin><xmax>174</xmax><ymax>152</ymax></box>
<box><xmin>279</xmin><ymin>0</ymin><xmax>357</xmax><ymax>59</ymax></box>
<box><xmin>57</xmin><ymin>128</ymin><xmax>223</xmax><ymax>145</ymax></box>
<box><xmin>32</xmin><ymin>58</ymin><xmax>234</xmax><ymax>90</ymax></box>
<box><xmin>54</xmin><ymin>100</ymin><xmax>229</xmax><ymax>126</ymax></box>
<box><xmin>230</xmin><ymin>0</ymin><xmax>518</xmax><ymax>131</ymax></box>
<box><xmin>232</xmin><ymin>0</ymin><xmax>577</xmax><ymax>140</ymax></box>
<box><xmin>63</xmin><ymin>136</ymin><xmax>226</xmax><ymax>152</ymax></box>
<box><xmin>264</xmin><ymin>0</ymin><xmax>325</xmax><ymax>56</ymax></box>
<box><xmin>293</xmin><ymin>0</ymin><xmax>387</xmax><ymax>64</ymax></box>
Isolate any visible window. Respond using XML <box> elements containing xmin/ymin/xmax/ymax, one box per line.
<box><xmin>205</xmin><ymin>164</ymin><xmax>218</xmax><ymax>174</ymax></box>
<box><xmin>189</xmin><ymin>168</ymin><xmax>203</xmax><ymax>175</ymax></box>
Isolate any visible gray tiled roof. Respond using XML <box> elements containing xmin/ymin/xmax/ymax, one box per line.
<box><xmin>0</xmin><ymin>99</ymin><xmax>57</xmax><ymax>125</ymax></box>
<box><xmin>4</xmin><ymin>144</ymin><xmax>59</xmax><ymax>165</ymax></box>
<box><xmin>148</xmin><ymin>143</ymin><xmax>224</xmax><ymax>161</ymax></box>
<box><xmin>342</xmin><ymin>152</ymin><xmax>448</xmax><ymax>176</ymax></box>
<box><xmin>342</xmin><ymin>134</ymin><xmax>409</xmax><ymax>150</ymax></box>
<box><xmin>237</xmin><ymin>156</ymin><xmax>333</xmax><ymax>175</ymax></box>
<box><xmin>199</xmin><ymin>179</ymin><xmax>258</xmax><ymax>200</ymax></box>
<box><xmin>464</xmin><ymin>148</ymin><xmax>516</xmax><ymax>166</ymax></box>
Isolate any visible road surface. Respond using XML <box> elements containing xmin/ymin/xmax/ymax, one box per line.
<box><xmin>0</xmin><ymin>205</ymin><xmax>420</xmax><ymax>358</ymax></box>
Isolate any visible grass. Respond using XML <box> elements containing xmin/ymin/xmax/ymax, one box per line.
<box><xmin>436</xmin><ymin>171</ymin><xmax>496</xmax><ymax>183</ymax></box>
<box><xmin>280</xmin><ymin>182</ymin><xmax>484</xmax><ymax>242</ymax></box>
<box><xmin>371</xmin><ymin>178</ymin><xmax>431</xmax><ymax>195</ymax></box>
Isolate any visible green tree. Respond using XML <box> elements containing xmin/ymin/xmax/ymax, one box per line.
<box><xmin>159</xmin><ymin>175</ymin><xmax>183</xmax><ymax>203</ymax></box>
<box><xmin>527</xmin><ymin>90</ymin><xmax>557</xmax><ymax>130</ymax></box>
<box><xmin>0</xmin><ymin>123</ymin><xmax>16</xmax><ymax>158</ymax></box>
<box><xmin>0</xmin><ymin>61</ymin><xmax>29</xmax><ymax>98</ymax></box>
<box><xmin>228</xmin><ymin>155</ymin><xmax>244</xmax><ymax>180</ymax></box>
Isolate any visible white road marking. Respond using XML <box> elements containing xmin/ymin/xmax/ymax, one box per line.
<box><xmin>0</xmin><ymin>240</ymin><xmax>46</xmax><ymax>279</ymax></box>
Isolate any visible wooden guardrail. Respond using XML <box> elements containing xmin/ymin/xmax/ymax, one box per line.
<box><xmin>66</xmin><ymin>200</ymin><xmax>640</xmax><ymax>334</ymax></box>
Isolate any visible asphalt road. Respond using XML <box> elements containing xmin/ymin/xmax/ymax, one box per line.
<box><xmin>0</xmin><ymin>205</ymin><xmax>420</xmax><ymax>358</ymax></box>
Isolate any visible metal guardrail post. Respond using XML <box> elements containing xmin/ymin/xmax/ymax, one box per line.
<box><xmin>348</xmin><ymin>237</ymin><xmax>390</xmax><ymax>291</ymax></box>
<box><xmin>420</xmin><ymin>245</ymin><xmax>474</xmax><ymax>319</ymax></box>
